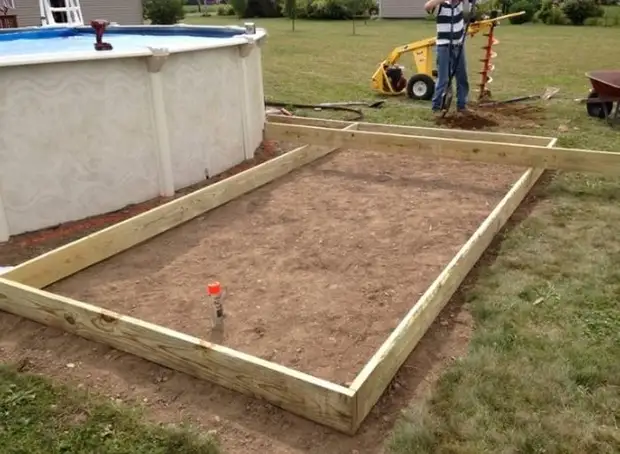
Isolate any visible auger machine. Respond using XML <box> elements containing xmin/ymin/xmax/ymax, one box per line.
<box><xmin>371</xmin><ymin>9</ymin><xmax>524</xmax><ymax>103</ymax></box>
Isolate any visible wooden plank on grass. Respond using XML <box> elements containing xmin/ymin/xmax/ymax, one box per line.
<box><xmin>4</xmin><ymin>124</ymin><xmax>358</xmax><ymax>289</ymax></box>
<box><xmin>264</xmin><ymin>122</ymin><xmax>620</xmax><ymax>175</ymax></box>
<box><xmin>267</xmin><ymin>115</ymin><xmax>554</xmax><ymax>145</ymax></box>
<box><xmin>0</xmin><ymin>277</ymin><xmax>356</xmax><ymax>433</ymax></box>
<box><xmin>348</xmin><ymin>138</ymin><xmax>557</xmax><ymax>432</ymax></box>
<box><xmin>357</xmin><ymin>122</ymin><xmax>553</xmax><ymax>146</ymax></box>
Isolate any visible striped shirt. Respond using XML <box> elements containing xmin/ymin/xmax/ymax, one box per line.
<box><xmin>436</xmin><ymin>0</ymin><xmax>465</xmax><ymax>47</ymax></box>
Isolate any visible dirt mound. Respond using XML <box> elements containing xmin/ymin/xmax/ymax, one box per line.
<box><xmin>435</xmin><ymin>102</ymin><xmax>545</xmax><ymax>130</ymax></box>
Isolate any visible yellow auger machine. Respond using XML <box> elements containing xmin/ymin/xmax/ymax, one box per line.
<box><xmin>371</xmin><ymin>10</ymin><xmax>525</xmax><ymax>102</ymax></box>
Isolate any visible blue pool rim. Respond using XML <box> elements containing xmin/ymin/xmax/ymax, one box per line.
<box><xmin>0</xmin><ymin>25</ymin><xmax>250</xmax><ymax>42</ymax></box>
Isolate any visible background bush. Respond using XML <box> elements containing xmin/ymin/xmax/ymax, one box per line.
<box><xmin>216</xmin><ymin>4</ymin><xmax>236</xmax><ymax>15</ymax></box>
<box><xmin>535</xmin><ymin>0</ymin><xmax>570</xmax><ymax>24</ymax></box>
<box><xmin>143</xmin><ymin>0</ymin><xmax>186</xmax><ymax>24</ymax></box>
<box><xmin>211</xmin><ymin>0</ymin><xmax>619</xmax><ymax>23</ymax></box>
<box><xmin>277</xmin><ymin>0</ymin><xmax>374</xmax><ymax>19</ymax></box>
<box><xmin>229</xmin><ymin>0</ymin><xmax>248</xmax><ymax>16</ymax></box>
<box><xmin>479</xmin><ymin>0</ymin><xmax>613</xmax><ymax>26</ymax></box>
<box><xmin>508</xmin><ymin>0</ymin><xmax>537</xmax><ymax>23</ymax></box>
<box><xmin>466</xmin><ymin>1</ymin><xmax>495</xmax><ymax>21</ymax></box>
<box><xmin>561</xmin><ymin>0</ymin><xmax>604</xmax><ymax>24</ymax></box>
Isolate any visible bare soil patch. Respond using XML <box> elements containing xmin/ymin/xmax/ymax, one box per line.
<box><xmin>0</xmin><ymin>146</ymin><xmax>526</xmax><ymax>453</ymax></box>
<box><xmin>45</xmin><ymin>149</ymin><xmax>521</xmax><ymax>384</ymax></box>
<box><xmin>436</xmin><ymin>103</ymin><xmax>545</xmax><ymax>130</ymax></box>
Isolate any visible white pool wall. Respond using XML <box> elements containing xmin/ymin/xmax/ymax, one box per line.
<box><xmin>0</xmin><ymin>24</ymin><xmax>267</xmax><ymax>242</ymax></box>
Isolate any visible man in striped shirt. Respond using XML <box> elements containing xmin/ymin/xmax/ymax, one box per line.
<box><xmin>424</xmin><ymin>0</ymin><xmax>470</xmax><ymax>114</ymax></box>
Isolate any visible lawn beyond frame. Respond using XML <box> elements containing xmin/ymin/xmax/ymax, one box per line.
<box><xmin>0</xmin><ymin>115</ymin><xmax>567</xmax><ymax>435</ymax></box>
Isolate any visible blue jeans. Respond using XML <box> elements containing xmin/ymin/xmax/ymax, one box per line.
<box><xmin>431</xmin><ymin>44</ymin><xmax>469</xmax><ymax>111</ymax></box>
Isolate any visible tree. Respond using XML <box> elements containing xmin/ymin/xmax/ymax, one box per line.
<box><xmin>283</xmin><ymin>0</ymin><xmax>297</xmax><ymax>30</ymax></box>
<box><xmin>344</xmin><ymin>0</ymin><xmax>373</xmax><ymax>34</ymax></box>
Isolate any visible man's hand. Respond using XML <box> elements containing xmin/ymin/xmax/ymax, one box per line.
<box><xmin>424</xmin><ymin>0</ymin><xmax>445</xmax><ymax>12</ymax></box>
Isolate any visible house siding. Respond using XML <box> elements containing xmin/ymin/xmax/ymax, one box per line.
<box><xmin>13</xmin><ymin>0</ymin><xmax>143</xmax><ymax>28</ymax></box>
<box><xmin>14</xmin><ymin>0</ymin><xmax>41</xmax><ymax>27</ymax></box>
<box><xmin>380</xmin><ymin>0</ymin><xmax>427</xmax><ymax>18</ymax></box>
<box><xmin>80</xmin><ymin>0</ymin><xmax>144</xmax><ymax>25</ymax></box>
<box><xmin>380</xmin><ymin>0</ymin><xmax>473</xmax><ymax>19</ymax></box>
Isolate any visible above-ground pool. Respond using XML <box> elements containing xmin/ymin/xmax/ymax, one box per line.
<box><xmin>0</xmin><ymin>25</ymin><xmax>263</xmax><ymax>60</ymax></box>
<box><xmin>0</xmin><ymin>24</ymin><xmax>267</xmax><ymax>242</ymax></box>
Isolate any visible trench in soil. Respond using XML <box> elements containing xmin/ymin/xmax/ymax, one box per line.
<box><xmin>46</xmin><ymin>148</ymin><xmax>524</xmax><ymax>385</ymax></box>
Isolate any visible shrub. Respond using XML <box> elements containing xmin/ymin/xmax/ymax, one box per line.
<box><xmin>535</xmin><ymin>0</ymin><xmax>553</xmax><ymax>22</ymax></box>
<box><xmin>561</xmin><ymin>0</ymin><xmax>604</xmax><ymax>24</ymax></box>
<box><xmin>508</xmin><ymin>0</ymin><xmax>536</xmax><ymax>23</ymax></box>
<box><xmin>498</xmin><ymin>0</ymin><xmax>513</xmax><ymax>13</ymax></box>
<box><xmin>548</xmin><ymin>6</ymin><xmax>569</xmax><ymax>23</ymax></box>
<box><xmin>545</xmin><ymin>6</ymin><xmax>569</xmax><ymax>23</ymax></box>
<box><xmin>467</xmin><ymin>1</ymin><xmax>495</xmax><ymax>21</ymax></box>
<box><xmin>535</xmin><ymin>0</ymin><xmax>569</xmax><ymax>24</ymax></box>
<box><xmin>216</xmin><ymin>4</ymin><xmax>236</xmax><ymax>14</ymax></box>
<box><xmin>306</xmin><ymin>0</ymin><xmax>352</xmax><ymax>18</ymax></box>
<box><xmin>228</xmin><ymin>0</ymin><xmax>248</xmax><ymax>16</ymax></box>
<box><xmin>583</xmin><ymin>16</ymin><xmax>603</xmax><ymax>24</ymax></box>
<box><xmin>601</xmin><ymin>7</ymin><xmax>620</xmax><ymax>26</ymax></box>
<box><xmin>277</xmin><ymin>0</ymin><xmax>375</xmax><ymax>20</ymax></box>
<box><xmin>143</xmin><ymin>0</ymin><xmax>186</xmax><ymax>24</ymax></box>
<box><xmin>347</xmin><ymin>0</ymin><xmax>375</xmax><ymax>15</ymax></box>
<box><xmin>278</xmin><ymin>0</ymin><xmax>310</xmax><ymax>17</ymax></box>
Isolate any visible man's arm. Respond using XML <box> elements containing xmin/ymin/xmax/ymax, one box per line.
<box><xmin>424</xmin><ymin>0</ymin><xmax>444</xmax><ymax>12</ymax></box>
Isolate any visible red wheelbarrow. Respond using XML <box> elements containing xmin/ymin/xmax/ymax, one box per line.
<box><xmin>585</xmin><ymin>70</ymin><xmax>620</xmax><ymax>127</ymax></box>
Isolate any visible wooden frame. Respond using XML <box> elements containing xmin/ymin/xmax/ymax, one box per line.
<box><xmin>5</xmin><ymin>112</ymin><xmax>613</xmax><ymax>434</ymax></box>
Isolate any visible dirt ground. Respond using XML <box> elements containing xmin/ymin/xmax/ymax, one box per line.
<box><xmin>46</xmin><ymin>148</ymin><xmax>521</xmax><ymax>385</ymax></box>
<box><xmin>435</xmin><ymin>103</ymin><xmax>546</xmax><ymax>130</ymax></box>
<box><xmin>0</xmin><ymin>144</ymin><xmax>527</xmax><ymax>453</ymax></box>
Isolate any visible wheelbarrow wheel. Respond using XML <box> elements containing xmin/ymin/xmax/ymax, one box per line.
<box><xmin>407</xmin><ymin>74</ymin><xmax>435</xmax><ymax>101</ymax></box>
<box><xmin>586</xmin><ymin>91</ymin><xmax>614</xmax><ymax>119</ymax></box>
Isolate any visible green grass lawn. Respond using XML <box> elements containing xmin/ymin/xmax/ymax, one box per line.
<box><xmin>4</xmin><ymin>16</ymin><xmax>620</xmax><ymax>454</ymax></box>
<box><xmin>0</xmin><ymin>366</ymin><xmax>219</xmax><ymax>453</ymax></box>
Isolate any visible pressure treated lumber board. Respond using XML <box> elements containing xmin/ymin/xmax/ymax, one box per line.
<box><xmin>0</xmin><ymin>115</ymin><xmax>567</xmax><ymax>434</ymax></box>
<box><xmin>3</xmin><ymin>125</ymin><xmax>358</xmax><ymax>289</ymax></box>
<box><xmin>267</xmin><ymin>114</ymin><xmax>555</xmax><ymax>145</ymax></box>
<box><xmin>348</xmin><ymin>138</ymin><xmax>557</xmax><ymax>431</ymax></box>
<box><xmin>0</xmin><ymin>278</ymin><xmax>356</xmax><ymax>432</ymax></box>
<box><xmin>264</xmin><ymin>122</ymin><xmax>620</xmax><ymax>175</ymax></box>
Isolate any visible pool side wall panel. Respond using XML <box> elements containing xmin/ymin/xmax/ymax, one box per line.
<box><xmin>161</xmin><ymin>46</ymin><xmax>250</xmax><ymax>186</ymax></box>
<box><xmin>0</xmin><ymin>42</ymin><xmax>265</xmax><ymax>240</ymax></box>
<box><xmin>0</xmin><ymin>57</ymin><xmax>162</xmax><ymax>238</ymax></box>
<box><xmin>245</xmin><ymin>42</ymin><xmax>267</xmax><ymax>157</ymax></box>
